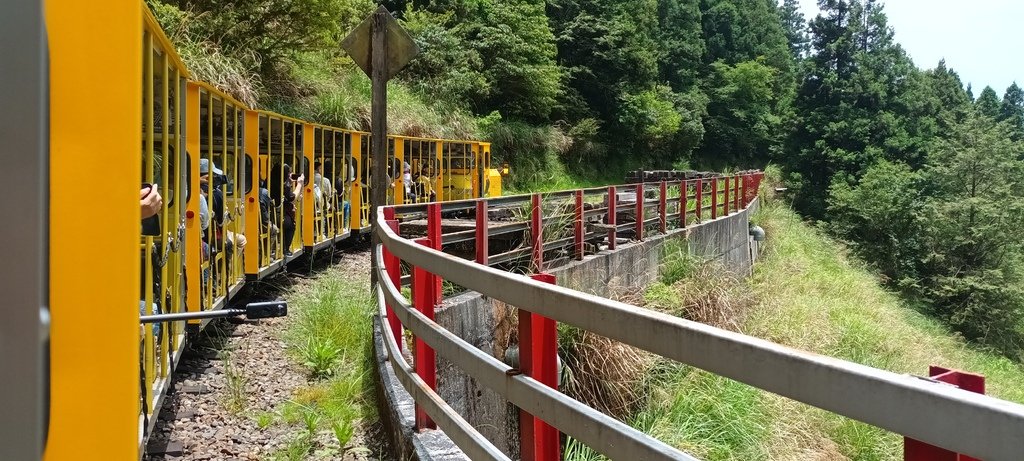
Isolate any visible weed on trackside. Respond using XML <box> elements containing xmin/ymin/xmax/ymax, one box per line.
<box><xmin>261</xmin><ymin>265</ymin><xmax>380</xmax><ymax>460</ymax></box>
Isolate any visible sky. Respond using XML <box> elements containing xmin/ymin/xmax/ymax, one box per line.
<box><xmin>795</xmin><ymin>0</ymin><xmax>1023</xmax><ymax>94</ymax></box>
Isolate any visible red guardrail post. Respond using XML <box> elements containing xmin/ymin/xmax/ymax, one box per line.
<box><xmin>711</xmin><ymin>177</ymin><xmax>719</xmax><ymax>220</ymax></box>
<box><xmin>904</xmin><ymin>367</ymin><xmax>984</xmax><ymax>461</ymax></box>
<box><xmin>741</xmin><ymin>174</ymin><xmax>749</xmax><ymax>208</ymax></box>
<box><xmin>574</xmin><ymin>190</ymin><xmax>584</xmax><ymax>260</ymax></box>
<box><xmin>680</xmin><ymin>180</ymin><xmax>688</xmax><ymax>228</ymax></box>
<box><xmin>607</xmin><ymin>186</ymin><xmax>617</xmax><ymax>251</ymax></box>
<box><xmin>382</xmin><ymin>207</ymin><xmax>402</xmax><ymax>352</ymax></box>
<box><xmin>412</xmin><ymin>237</ymin><xmax>437</xmax><ymax>430</ymax></box>
<box><xmin>694</xmin><ymin>178</ymin><xmax>703</xmax><ymax>223</ymax></box>
<box><xmin>427</xmin><ymin>203</ymin><xmax>442</xmax><ymax>304</ymax></box>
<box><xmin>476</xmin><ymin>200</ymin><xmax>489</xmax><ymax>265</ymax></box>
<box><xmin>519</xmin><ymin>273</ymin><xmax>560</xmax><ymax>461</ymax></box>
<box><xmin>723</xmin><ymin>175</ymin><xmax>730</xmax><ymax>216</ymax></box>
<box><xmin>659</xmin><ymin>181</ymin><xmax>667</xmax><ymax>234</ymax></box>
<box><xmin>734</xmin><ymin>175</ymin><xmax>741</xmax><ymax>211</ymax></box>
<box><xmin>531</xmin><ymin>194</ymin><xmax>543</xmax><ymax>272</ymax></box>
<box><xmin>635</xmin><ymin>184</ymin><xmax>644</xmax><ymax>241</ymax></box>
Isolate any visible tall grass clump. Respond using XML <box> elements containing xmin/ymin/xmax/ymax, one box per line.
<box><xmin>275</xmin><ymin>266</ymin><xmax>377</xmax><ymax>457</ymax></box>
<box><xmin>149</xmin><ymin>1</ymin><xmax>263</xmax><ymax>106</ymax></box>
<box><xmin>286</xmin><ymin>268</ymin><xmax>372</xmax><ymax>379</ymax></box>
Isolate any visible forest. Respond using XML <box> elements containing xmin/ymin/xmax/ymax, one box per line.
<box><xmin>151</xmin><ymin>0</ymin><xmax>1024</xmax><ymax>357</ymax></box>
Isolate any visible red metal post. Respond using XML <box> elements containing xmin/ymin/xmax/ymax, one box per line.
<box><xmin>680</xmin><ymin>180</ymin><xmax>688</xmax><ymax>227</ymax></box>
<box><xmin>412</xmin><ymin>237</ymin><xmax>437</xmax><ymax>430</ymax></box>
<box><xmin>711</xmin><ymin>177</ymin><xmax>719</xmax><ymax>220</ymax></box>
<box><xmin>574</xmin><ymin>190</ymin><xmax>584</xmax><ymax>260</ymax></box>
<box><xmin>904</xmin><ymin>366</ymin><xmax>985</xmax><ymax>461</ymax></box>
<box><xmin>741</xmin><ymin>174</ymin><xmax>749</xmax><ymax>208</ymax></box>
<box><xmin>635</xmin><ymin>184</ymin><xmax>644</xmax><ymax>241</ymax></box>
<box><xmin>658</xmin><ymin>181</ymin><xmax>667</xmax><ymax>234</ymax></box>
<box><xmin>531</xmin><ymin>194</ymin><xmax>543</xmax><ymax>272</ymax></box>
<box><xmin>734</xmin><ymin>175</ymin><xmax>741</xmax><ymax>211</ymax></box>
<box><xmin>427</xmin><ymin>203</ymin><xmax>442</xmax><ymax>304</ymax></box>
<box><xmin>519</xmin><ymin>273</ymin><xmax>560</xmax><ymax>461</ymax></box>
<box><xmin>723</xmin><ymin>175</ymin><xmax>730</xmax><ymax>216</ymax></box>
<box><xmin>475</xmin><ymin>200</ymin><xmax>489</xmax><ymax>265</ymax></box>
<box><xmin>694</xmin><ymin>178</ymin><xmax>703</xmax><ymax>223</ymax></box>
<box><xmin>382</xmin><ymin>207</ymin><xmax>402</xmax><ymax>352</ymax></box>
<box><xmin>607</xmin><ymin>186</ymin><xmax>617</xmax><ymax>251</ymax></box>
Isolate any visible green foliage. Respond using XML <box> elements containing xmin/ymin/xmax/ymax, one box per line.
<box><xmin>148</xmin><ymin>1</ymin><xmax>263</xmax><ymax>105</ymax></box>
<box><xmin>918</xmin><ymin>112</ymin><xmax>1024</xmax><ymax>349</ymax></box>
<box><xmin>618</xmin><ymin>85</ymin><xmax>684</xmax><ymax>143</ymax></box>
<box><xmin>165</xmin><ymin>0</ymin><xmax>372</xmax><ymax>76</ymax></box>
<box><xmin>701</xmin><ymin>59</ymin><xmax>785</xmax><ymax>165</ymax></box>
<box><xmin>826</xmin><ymin>160</ymin><xmax>924</xmax><ymax>288</ymax></box>
<box><xmin>400</xmin><ymin>8</ymin><xmax>489</xmax><ymax>109</ymax></box>
<box><xmin>476</xmin><ymin>0</ymin><xmax>562</xmax><ymax>120</ymax></box>
<box><xmin>636</xmin><ymin>365</ymin><xmax>771</xmax><ymax>461</ymax></box>
<box><xmin>976</xmin><ymin>86</ymin><xmax>1002</xmax><ymax>118</ymax></box>
<box><xmin>999</xmin><ymin>82</ymin><xmax>1024</xmax><ymax>138</ymax></box>
<box><xmin>786</xmin><ymin>0</ymin><xmax>927</xmax><ymax>217</ymax></box>
<box><xmin>300</xmin><ymin>337</ymin><xmax>343</xmax><ymax>378</ymax></box>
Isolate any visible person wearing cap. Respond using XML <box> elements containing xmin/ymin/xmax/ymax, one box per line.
<box><xmin>199</xmin><ymin>159</ymin><xmax>245</xmax><ymax>279</ymax></box>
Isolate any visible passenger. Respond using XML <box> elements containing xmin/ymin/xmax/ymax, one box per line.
<box><xmin>139</xmin><ymin>184</ymin><xmax>162</xmax><ymax>339</ymax></box>
<box><xmin>140</xmin><ymin>183</ymin><xmax>162</xmax><ymax>219</ymax></box>
<box><xmin>415</xmin><ymin>167</ymin><xmax>435</xmax><ymax>202</ymax></box>
<box><xmin>403</xmin><ymin>162</ymin><xmax>412</xmax><ymax>202</ymax></box>
<box><xmin>257</xmin><ymin>180</ymin><xmax>278</xmax><ymax>259</ymax></box>
<box><xmin>281</xmin><ymin>164</ymin><xmax>304</xmax><ymax>256</ymax></box>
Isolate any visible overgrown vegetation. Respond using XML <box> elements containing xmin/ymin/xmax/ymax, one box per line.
<box><xmin>259</xmin><ymin>266</ymin><xmax>377</xmax><ymax>460</ymax></box>
<box><xmin>565</xmin><ymin>197</ymin><xmax>1024</xmax><ymax>460</ymax></box>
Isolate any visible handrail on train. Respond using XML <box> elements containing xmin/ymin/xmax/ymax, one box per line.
<box><xmin>372</xmin><ymin>172</ymin><xmax>1024</xmax><ymax>461</ymax></box>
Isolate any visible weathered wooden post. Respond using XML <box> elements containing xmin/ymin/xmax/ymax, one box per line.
<box><xmin>342</xmin><ymin>5</ymin><xmax>419</xmax><ymax>288</ymax></box>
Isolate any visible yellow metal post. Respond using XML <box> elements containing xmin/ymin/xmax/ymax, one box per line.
<box><xmin>435</xmin><ymin>140</ymin><xmax>444</xmax><ymax>202</ymax></box>
<box><xmin>394</xmin><ymin>136</ymin><xmax>405</xmax><ymax>204</ymax></box>
<box><xmin>244</xmin><ymin>110</ymin><xmax>260</xmax><ymax>276</ymax></box>
<box><xmin>185</xmin><ymin>83</ymin><xmax>201</xmax><ymax>316</ymax></box>
<box><xmin>45</xmin><ymin>0</ymin><xmax>141</xmax><ymax>458</ymax></box>
<box><xmin>302</xmin><ymin>123</ymin><xmax>315</xmax><ymax>247</ymax></box>
<box><xmin>350</xmin><ymin>133</ymin><xmax>363</xmax><ymax>229</ymax></box>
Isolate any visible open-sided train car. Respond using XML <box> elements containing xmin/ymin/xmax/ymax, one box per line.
<box><xmin>4</xmin><ymin>2</ymin><xmax>503</xmax><ymax>459</ymax></box>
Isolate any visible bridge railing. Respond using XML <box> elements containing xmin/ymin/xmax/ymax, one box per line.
<box><xmin>373</xmin><ymin>172</ymin><xmax>1024</xmax><ymax>461</ymax></box>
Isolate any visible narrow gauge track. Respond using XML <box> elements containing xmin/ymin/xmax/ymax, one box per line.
<box><xmin>145</xmin><ymin>240</ymin><xmax>393</xmax><ymax>461</ymax></box>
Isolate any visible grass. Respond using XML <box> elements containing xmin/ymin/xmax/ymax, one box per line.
<box><xmin>222</xmin><ymin>352</ymin><xmax>249</xmax><ymax>414</ymax></box>
<box><xmin>264</xmin><ymin>265</ymin><xmax>378</xmax><ymax>459</ymax></box>
<box><xmin>565</xmin><ymin>196</ymin><xmax>1024</xmax><ymax>460</ymax></box>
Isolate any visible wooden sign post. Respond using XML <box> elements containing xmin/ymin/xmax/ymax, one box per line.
<box><xmin>342</xmin><ymin>6</ymin><xmax>419</xmax><ymax>288</ymax></box>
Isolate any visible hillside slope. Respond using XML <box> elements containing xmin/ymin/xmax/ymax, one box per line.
<box><xmin>630</xmin><ymin>199</ymin><xmax>1024</xmax><ymax>461</ymax></box>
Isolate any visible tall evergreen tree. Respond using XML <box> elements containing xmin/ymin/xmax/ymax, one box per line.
<box><xmin>778</xmin><ymin>0</ymin><xmax>809</xmax><ymax>59</ymax></box>
<box><xmin>921</xmin><ymin>112</ymin><xmax>1024</xmax><ymax>348</ymax></box>
<box><xmin>999</xmin><ymin>82</ymin><xmax>1024</xmax><ymax>138</ymax></box>
<box><xmin>785</xmin><ymin>0</ymin><xmax>922</xmax><ymax>217</ymax></box>
<box><xmin>976</xmin><ymin>86</ymin><xmax>1001</xmax><ymax>118</ymax></box>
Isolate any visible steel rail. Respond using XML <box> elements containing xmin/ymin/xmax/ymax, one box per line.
<box><xmin>375</xmin><ymin>207</ymin><xmax>1024</xmax><ymax>461</ymax></box>
<box><xmin>374</xmin><ymin>249</ymin><xmax>698</xmax><ymax>461</ymax></box>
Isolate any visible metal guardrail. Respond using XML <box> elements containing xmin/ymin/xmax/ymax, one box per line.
<box><xmin>373</xmin><ymin>173</ymin><xmax>1024</xmax><ymax>461</ymax></box>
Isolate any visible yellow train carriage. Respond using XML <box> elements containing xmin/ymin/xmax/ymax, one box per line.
<box><xmin>139</xmin><ymin>5</ymin><xmax>192</xmax><ymax>448</ymax></box>
<box><xmin>20</xmin><ymin>2</ymin><xmax>503</xmax><ymax>459</ymax></box>
<box><xmin>184</xmin><ymin>82</ymin><xmax>249</xmax><ymax>321</ymax></box>
<box><xmin>242</xmin><ymin>110</ymin><xmax>310</xmax><ymax>278</ymax></box>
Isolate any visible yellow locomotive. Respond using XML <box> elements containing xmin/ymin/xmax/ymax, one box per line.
<box><xmin>0</xmin><ymin>1</ymin><xmax>502</xmax><ymax>459</ymax></box>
